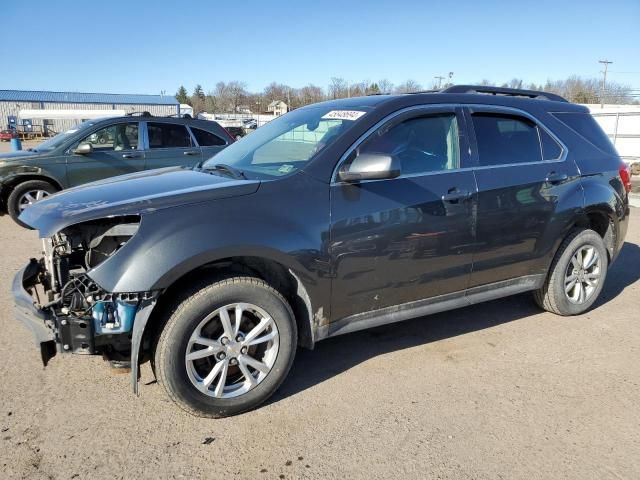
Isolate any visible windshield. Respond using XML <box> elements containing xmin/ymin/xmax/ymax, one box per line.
<box><xmin>31</xmin><ymin>120</ymin><xmax>96</xmax><ymax>152</ymax></box>
<box><xmin>203</xmin><ymin>105</ymin><xmax>369</xmax><ymax>179</ymax></box>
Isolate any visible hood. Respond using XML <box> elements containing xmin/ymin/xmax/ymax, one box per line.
<box><xmin>20</xmin><ymin>166</ymin><xmax>260</xmax><ymax>237</ymax></box>
<box><xmin>0</xmin><ymin>150</ymin><xmax>46</xmax><ymax>161</ymax></box>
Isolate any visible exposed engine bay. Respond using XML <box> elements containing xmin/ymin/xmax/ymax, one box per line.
<box><xmin>27</xmin><ymin>215</ymin><xmax>157</xmax><ymax>364</ymax></box>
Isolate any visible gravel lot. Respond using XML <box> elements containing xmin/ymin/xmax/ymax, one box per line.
<box><xmin>0</xmin><ymin>145</ymin><xmax>639</xmax><ymax>478</ymax></box>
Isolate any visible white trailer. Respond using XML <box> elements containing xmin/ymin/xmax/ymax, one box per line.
<box><xmin>582</xmin><ymin>105</ymin><xmax>640</xmax><ymax>174</ymax></box>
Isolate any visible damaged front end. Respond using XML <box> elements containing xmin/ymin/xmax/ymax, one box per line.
<box><xmin>13</xmin><ymin>215</ymin><xmax>158</xmax><ymax>376</ymax></box>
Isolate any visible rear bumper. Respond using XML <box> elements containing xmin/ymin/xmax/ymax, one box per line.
<box><xmin>12</xmin><ymin>259</ymin><xmax>57</xmax><ymax>365</ymax></box>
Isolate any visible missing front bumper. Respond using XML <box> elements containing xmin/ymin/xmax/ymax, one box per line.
<box><xmin>12</xmin><ymin>259</ymin><xmax>57</xmax><ymax>365</ymax></box>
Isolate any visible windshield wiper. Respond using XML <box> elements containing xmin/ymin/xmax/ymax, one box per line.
<box><xmin>206</xmin><ymin>163</ymin><xmax>247</xmax><ymax>180</ymax></box>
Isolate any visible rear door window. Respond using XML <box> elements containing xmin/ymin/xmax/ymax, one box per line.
<box><xmin>191</xmin><ymin>127</ymin><xmax>226</xmax><ymax>146</ymax></box>
<box><xmin>471</xmin><ymin>113</ymin><xmax>547</xmax><ymax>166</ymax></box>
<box><xmin>147</xmin><ymin>122</ymin><xmax>193</xmax><ymax>149</ymax></box>
<box><xmin>539</xmin><ymin>128</ymin><xmax>563</xmax><ymax>160</ymax></box>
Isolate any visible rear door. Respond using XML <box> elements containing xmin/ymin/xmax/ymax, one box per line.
<box><xmin>66</xmin><ymin>121</ymin><xmax>144</xmax><ymax>186</ymax></box>
<box><xmin>329</xmin><ymin>106</ymin><xmax>477</xmax><ymax>321</ymax></box>
<box><xmin>189</xmin><ymin>125</ymin><xmax>229</xmax><ymax>162</ymax></box>
<box><xmin>465</xmin><ymin>106</ymin><xmax>580</xmax><ymax>287</ymax></box>
<box><xmin>142</xmin><ymin>121</ymin><xmax>202</xmax><ymax>170</ymax></box>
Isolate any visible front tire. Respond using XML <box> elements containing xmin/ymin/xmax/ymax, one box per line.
<box><xmin>155</xmin><ymin>276</ymin><xmax>297</xmax><ymax>418</ymax></box>
<box><xmin>534</xmin><ymin>229</ymin><xmax>608</xmax><ymax>315</ymax></box>
<box><xmin>7</xmin><ymin>180</ymin><xmax>57</xmax><ymax>228</ymax></box>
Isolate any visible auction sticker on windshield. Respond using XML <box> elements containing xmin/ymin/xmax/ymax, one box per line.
<box><xmin>321</xmin><ymin>110</ymin><xmax>367</xmax><ymax>121</ymax></box>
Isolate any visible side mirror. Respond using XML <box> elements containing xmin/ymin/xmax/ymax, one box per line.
<box><xmin>74</xmin><ymin>143</ymin><xmax>93</xmax><ymax>155</ymax></box>
<box><xmin>338</xmin><ymin>153</ymin><xmax>401</xmax><ymax>183</ymax></box>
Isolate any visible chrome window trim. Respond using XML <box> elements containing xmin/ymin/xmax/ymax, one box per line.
<box><xmin>466</xmin><ymin>105</ymin><xmax>567</xmax><ymax>166</ymax></box>
<box><xmin>331</xmin><ymin>104</ymin><xmax>463</xmax><ymax>184</ymax></box>
<box><xmin>331</xmin><ymin>103</ymin><xmax>569</xmax><ymax>184</ymax></box>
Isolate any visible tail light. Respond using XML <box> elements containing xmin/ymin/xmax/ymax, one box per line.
<box><xmin>619</xmin><ymin>162</ymin><xmax>632</xmax><ymax>194</ymax></box>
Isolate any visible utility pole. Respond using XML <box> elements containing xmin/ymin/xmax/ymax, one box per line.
<box><xmin>434</xmin><ymin>76</ymin><xmax>445</xmax><ymax>89</ymax></box>
<box><xmin>599</xmin><ymin>59</ymin><xmax>613</xmax><ymax>108</ymax></box>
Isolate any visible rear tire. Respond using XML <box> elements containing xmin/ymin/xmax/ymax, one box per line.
<box><xmin>7</xmin><ymin>180</ymin><xmax>57</xmax><ymax>228</ymax></box>
<box><xmin>155</xmin><ymin>276</ymin><xmax>297</xmax><ymax>418</ymax></box>
<box><xmin>534</xmin><ymin>229</ymin><xmax>608</xmax><ymax>315</ymax></box>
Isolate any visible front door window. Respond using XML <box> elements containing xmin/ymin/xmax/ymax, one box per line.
<box><xmin>81</xmin><ymin>123</ymin><xmax>139</xmax><ymax>152</ymax></box>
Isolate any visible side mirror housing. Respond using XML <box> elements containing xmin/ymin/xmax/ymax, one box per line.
<box><xmin>74</xmin><ymin>143</ymin><xmax>93</xmax><ymax>155</ymax></box>
<box><xmin>338</xmin><ymin>153</ymin><xmax>401</xmax><ymax>182</ymax></box>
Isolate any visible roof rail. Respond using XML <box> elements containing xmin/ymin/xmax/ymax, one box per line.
<box><xmin>125</xmin><ymin>111</ymin><xmax>153</xmax><ymax>117</ymax></box>
<box><xmin>407</xmin><ymin>89</ymin><xmax>440</xmax><ymax>95</ymax></box>
<box><xmin>441</xmin><ymin>85</ymin><xmax>568</xmax><ymax>103</ymax></box>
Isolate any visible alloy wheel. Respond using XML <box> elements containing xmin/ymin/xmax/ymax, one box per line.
<box><xmin>18</xmin><ymin>189</ymin><xmax>50</xmax><ymax>211</ymax></box>
<box><xmin>185</xmin><ymin>303</ymin><xmax>279</xmax><ymax>398</ymax></box>
<box><xmin>564</xmin><ymin>245</ymin><xmax>602</xmax><ymax>304</ymax></box>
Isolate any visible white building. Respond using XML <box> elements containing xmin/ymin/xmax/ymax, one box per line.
<box><xmin>267</xmin><ymin>100</ymin><xmax>288</xmax><ymax>116</ymax></box>
<box><xmin>0</xmin><ymin>89</ymin><xmax>180</xmax><ymax>135</ymax></box>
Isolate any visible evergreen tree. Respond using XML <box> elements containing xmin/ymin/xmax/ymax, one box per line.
<box><xmin>193</xmin><ymin>84</ymin><xmax>205</xmax><ymax>101</ymax></box>
<box><xmin>175</xmin><ymin>85</ymin><xmax>189</xmax><ymax>104</ymax></box>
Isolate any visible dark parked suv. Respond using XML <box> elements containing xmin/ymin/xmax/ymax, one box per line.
<box><xmin>0</xmin><ymin>113</ymin><xmax>233</xmax><ymax>226</ymax></box>
<box><xmin>13</xmin><ymin>86</ymin><xmax>631</xmax><ymax>417</ymax></box>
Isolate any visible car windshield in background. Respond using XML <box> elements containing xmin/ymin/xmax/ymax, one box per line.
<box><xmin>202</xmin><ymin>106</ymin><xmax>369</xmax><ymax>179</ymax></box>
<box><xmin>31</xmin><ymin>120</ymin><xmax>95</xmax><ymax>152</ymax></box>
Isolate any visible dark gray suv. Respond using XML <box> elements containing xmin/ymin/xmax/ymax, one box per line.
<box><xmin>13</xmin><ymin>86</ymin><xmax>631</xmax><ymax>418</ymax></box>
<box><xmin>0</xmin><ymin>114</ymin><xmax>233</xmax><ymax>226</ymax></box>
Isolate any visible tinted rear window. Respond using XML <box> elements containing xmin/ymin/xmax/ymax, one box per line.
<box><xmin>472</xmin><ymin>113</ymin><xmax>542</xmax><ymax>166</ymax></box>
<box><xmin>191</xmin><ymin>127</ymin><xmax>226</xmax><ymax>146</ymax></box>
<box><xmin>552</xmin><ymin>112</ymin><xmax>617</xmax><ymax>155</ymax></box>
<box><xmin>148</xmin><ymin>122</ymin><xmax>193</xmax><ymax>148</ymax></box>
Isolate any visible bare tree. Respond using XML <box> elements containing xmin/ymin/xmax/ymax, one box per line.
<box><xmin>298</xmin><ymin>84</ymin><xmax>325</xmax><ymax>106</ymax></box>
<box><xmin>377</xmin><ymin>79</ymin><xmax>394</xmax><ymax>94</ymax></box>
<box><xmin>328</xmin><ymin>77</ymin><xmax>348</xmax><ymax>99</ymax></box>
<box><xmin>394</xmin><ymin>79</ymin><xmax>423</xmax><ymax>94</ymax></box>
<box><xmin>541</xmin><ymin>76</ymin><xmax>633</xmax><ymax>104</ymax></box>
<box><xmin>263</xmin><ymin>82</ymin><xmax>290</xmax><ymax>103</ymax></box>
<box><xmin>227</xmin><ymin>81</ymin><xmax>248</xmax><ymax>113</ymax></box>
<box><xmin>213</xmin><ymin>81</ymin><xmax>231</xmax><ymax>112</ymax></box>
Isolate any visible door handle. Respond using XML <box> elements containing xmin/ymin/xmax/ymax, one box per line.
<box><xmin>441</xmin><ymin>189</ymin><xmax>472</xmax><ymax>202</ymax></box>
<box><xmin>122</xmin><ymin>153</ymin><xmax>142</xmax><ymax>159</ymax></box>
<box><xmin>545</xmin><ymin>171</ymin><xmax>568</xmax><ymax>184</ymax></box>
<box><xmin>183</xmin><ymin>151</ymin><xmax>200</xmax><ymax>156</ymax></box>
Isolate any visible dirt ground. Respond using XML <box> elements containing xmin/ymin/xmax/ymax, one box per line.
<box><xmin>0</xmin><ymin>147</ymin><xmax>639</xmax><ymax>479</ymax></box>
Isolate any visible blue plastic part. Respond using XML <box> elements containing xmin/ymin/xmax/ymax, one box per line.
<box><xmin>92</xmin><ymin>300</ymin><xmax>139</xmax><ymax>335</ymax></box>
<box><xmin>10</xmin><ymin>137</ymin><xmax>22</xmax><ymax>151</ymax></box>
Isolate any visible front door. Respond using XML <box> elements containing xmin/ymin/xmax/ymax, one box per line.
<box><xmin>329</xmin><ymin>107</ymin><xmax>477</xmax><ymax>321</ymax></box>
<box><xmin>66</xmin><ymin>121</ymin><xmax>144</xmax><ymax>186</ymax></box>
<box><xmin>143</xmin><ymin>121</ymin><xmax>202</xmax><ymax>170</ymax></box>
<box><xmin>465</xmin><ymin>107</ymin><xmax>581</xmax><ymax>287</ymax></box>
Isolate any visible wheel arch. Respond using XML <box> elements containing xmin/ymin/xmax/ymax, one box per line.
<box><xmin>142</xmin><ymin>254</ymin><xmax>317</xmax><ymax>357</ymax></box>
<box><xmin>1</xmin><ymin>174</ymin><xmax>63</xmax><ymax>217</ymax></box>
<box><xmin>577</xmin><ymin>177</ymin><xmax>627</xmax><ymax>261</ymax></box>
<box><xmin>2</xmin><ymin>172</ymin><xmax>63</xmax><ymax>192</ymax></box>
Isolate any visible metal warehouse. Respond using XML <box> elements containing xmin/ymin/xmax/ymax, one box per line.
<box><xmin>0</xmin><ymin>90</ymin><xmax>180</xmax><ymax>138</ymax></box>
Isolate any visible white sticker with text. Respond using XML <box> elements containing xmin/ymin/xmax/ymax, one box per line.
<box><xmin>321</xmin><ymin>110</ymin><xmax>367</xmax><ymax>121</ymax></box>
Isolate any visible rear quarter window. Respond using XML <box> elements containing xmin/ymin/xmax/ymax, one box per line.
<box><xmin>191</xmin><ymin>127</ymin><xmax>226</xmax><ymax>146</ymax></box>
<box><xmin>552</xmin><ymin>112</ymin><xmax>618</xmax><ymax>155</ymax></box>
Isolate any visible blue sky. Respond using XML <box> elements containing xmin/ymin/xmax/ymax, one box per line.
<box><xmin>1</xmin><ymin>0</ymin><xmax>639</xmax><ymax>95</ymax></box>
